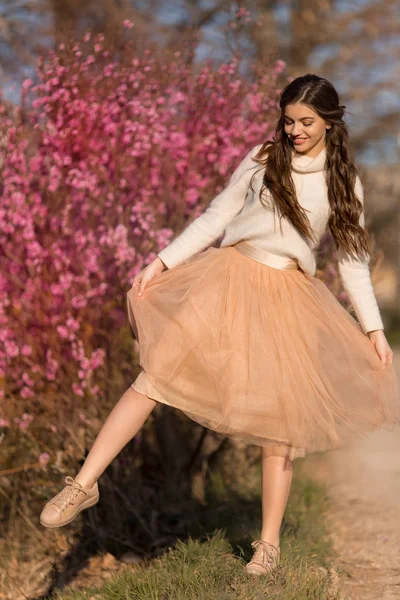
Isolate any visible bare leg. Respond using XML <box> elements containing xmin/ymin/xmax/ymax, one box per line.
<box><xmin>74</xmin><ymin>387</ymin><xmax>157</xmax><ymax>489</ymax></box>
<box><xmin>259</xmin><ymin>450</ymin><xmax>294</xmax><ymax>549</ymax></box>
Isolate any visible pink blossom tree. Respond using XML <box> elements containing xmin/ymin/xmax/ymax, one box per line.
<box><xmin>0</xmin><ymin>23</ymin><xmax>284</xmax><ymax>431</ymax></box>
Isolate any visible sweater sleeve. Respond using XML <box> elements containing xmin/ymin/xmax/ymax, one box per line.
<box><xmin>157</xmin><ymin>145</ymin><xmax>261</xmax><ymax>269</ymax></box>
<box><xmin>337</xmin><ymin>175</ymin><xmax>384</xmax><ymax>334</ymax></box>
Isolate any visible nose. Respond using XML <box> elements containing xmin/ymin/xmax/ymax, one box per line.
<box><xmin>291</xmin><ymin>124</ymin><xmax>304</xmax><ymax>136</ymax></box>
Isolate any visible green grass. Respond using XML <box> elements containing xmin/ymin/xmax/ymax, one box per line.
<box><xmin>50</xmin><ymin>468</ymin><xmax>339</xmax><ymax>600</ymax></box>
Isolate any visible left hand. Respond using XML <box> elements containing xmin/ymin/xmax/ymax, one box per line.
<box><xmin>367</xmin><ymin>329</ymin><xmax>394</xmax><ymax>369</ymax></box>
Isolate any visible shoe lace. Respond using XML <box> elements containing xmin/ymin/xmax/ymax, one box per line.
<box><xmin>250</xmin><ymin>540</ymin><xmax>280</xmax><ymax>570</ymax></box>
<box><xmin>50</xmin><ymin>476</ymin><xmax>88</xmax><ymax>512</ymax></box>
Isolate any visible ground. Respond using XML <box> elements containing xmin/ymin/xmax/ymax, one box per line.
<box><xmin>302</xmin><ymin>347</ymin><xmax>400</xmax><ymax>600</ymax></box>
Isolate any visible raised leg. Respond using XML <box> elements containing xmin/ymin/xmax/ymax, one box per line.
<box><xmin>74</xmin><ymin>386</ymin><xmax>157</xmax><ymax>489</ymax></box>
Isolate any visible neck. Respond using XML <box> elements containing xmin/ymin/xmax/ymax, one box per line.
<box><xmin>291</xmin><ymin>145</ymin><xmax>327</xmax><ymax>174</ymax></box>
<box><xmin>294</xmin><ymin>139</ymin><xmax>326</xmax><ymax>159</ymax></box>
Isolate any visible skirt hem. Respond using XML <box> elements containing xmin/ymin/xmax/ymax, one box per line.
<box><xmin>127</xmin><ymin>245</ymin><xmax>400</xmax><ymax>461</ymax></box>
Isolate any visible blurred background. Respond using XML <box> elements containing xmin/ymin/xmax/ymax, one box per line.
<box><xmin>0</xmin><ymin>2</ymin><xmax>399</xmax><ymax>599</ymax></box>
<box><xmin>1</xmin><ymin>0</ymin><xmax>399</xmax><ymax>326</ymax></box>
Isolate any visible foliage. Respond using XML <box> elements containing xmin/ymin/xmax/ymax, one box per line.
<box><xmin>0</xmin><ymin>23</ymin><xmax>283</xmax><ymax>430</ymax></box>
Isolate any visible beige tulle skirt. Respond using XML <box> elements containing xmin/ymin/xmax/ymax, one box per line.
<box><xmin>126</xmin><ymin>242</ymin><xmax>400</xmax><ymax>461</ymax></box>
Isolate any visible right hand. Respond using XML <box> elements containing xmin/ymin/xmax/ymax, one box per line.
<box><xmin>132</xmin><ymin>257</ymin><xmax>166</xmax><ymax>297</ymax></box>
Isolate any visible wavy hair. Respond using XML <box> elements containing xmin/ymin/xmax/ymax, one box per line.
<box><xmin>250</xmin><ymin>73</ymin><xmax>371</xmax><ymax>260</ymax></box>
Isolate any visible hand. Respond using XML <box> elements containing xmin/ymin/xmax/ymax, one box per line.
<box><xmin>132</xmin><ymin>257</ymin><xmax>166</xmax><ymax>297</ymax></box>
<box><xmin>367</xmin><ymin>329</ymin><xmax>393</xmax><ymax>369</ymax></box>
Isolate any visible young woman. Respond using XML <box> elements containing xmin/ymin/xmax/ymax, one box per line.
<box><xmin>40</xmin><ymin>74</ymin><xmax>400</xmax><ymax>576</ymax></box>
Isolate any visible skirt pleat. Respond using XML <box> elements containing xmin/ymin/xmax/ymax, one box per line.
<box><xmin>126</xmin><ymin>245</ymin><xmax>400</xmax><ymax>460</ymax></box>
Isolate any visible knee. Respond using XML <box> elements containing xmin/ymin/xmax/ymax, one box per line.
<box><xmin>261</xmin><ymin>444</ymin><xmax>294</xmax><ymax>465</ymax></box>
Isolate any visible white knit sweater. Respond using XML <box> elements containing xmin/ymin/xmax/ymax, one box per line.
<box><xmin>157</xmin><ymin>144</ymin><xmax>384</xmax><ymax>334</ymax></box>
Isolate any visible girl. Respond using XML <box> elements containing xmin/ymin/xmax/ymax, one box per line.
<box><xmin>40</xmin><ymin>74</ymin><xmax>400</xmax><ymax>576</ymax></box>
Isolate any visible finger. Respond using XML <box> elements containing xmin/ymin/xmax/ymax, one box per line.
<box><xmin>375</xmin><ymin>348</ymin><xmax>385</xmax><ymax>365</ymax></box>
<box><xmin>379</xmin><ymin>355</ymin><xmax>388</xmax><ymax>369</ymax></box>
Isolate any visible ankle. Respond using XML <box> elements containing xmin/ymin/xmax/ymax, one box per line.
<box><xmin>74</xmin><ymin>474</ymin><xmax>98</xmax><ymax>490</ymax></box>
<box><xmin>260</xmin><ymin>534</ymin><xmax>280</xmax><ymax>550</ymax></box>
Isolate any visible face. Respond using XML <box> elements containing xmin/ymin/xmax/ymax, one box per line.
<box><xmin>283</xmin><ymin>102</ymin><xmax>331</xmax><ymax>157</ymax></box>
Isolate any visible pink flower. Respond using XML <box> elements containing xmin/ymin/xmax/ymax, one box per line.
<box><xmin>14</xmin><ymin>413</ymin><xmax>34</xmax><ymax>431</ymax></box>
<box><xmin>89</xmin><ymin>349</ymin><xmax>105</xmax><ymax>369</ymax></box>
<box><xmin>185</xmin><ymin>188</ymin><xmax>200</xmax><ymax>206</ymax></box>
<box><xmin>236</xmin><ymin>7</ymin><xmax>251</xmax><ymax>19</ymax></box>
<box><xmin>123</xmin><ymin>20</ymin><xmax>134</xmax><ymax>29</ymax></box>
<box><xmin>22</xmin><ymin>79</ymin><xmax>33</xmax><ymax>91</ymax></box>
<box><xmin>39</xmin><ymin>452</ymin><xmax>50</xmax><ymax>465</ymax></box>
<box><xmin>5</xmin><ymin>341</ymin><xmax>19</xmax><ymax>358</ymax></box>
<box><xmin>72</xmin><ymin>383</ymin><xmax>84</xmax><ymax>397</ymax></box>
<box><xmin>21</xmin><ymin>387</ymin><xmax>34</xmax><ymax>399</ymax></box>
<box><xmin>22</xmin><ymin>372</ymin><xmax>35</xmax><ymax>386</ymax></box>
<box><xmin>56</xmin><ymin>325</ymin><xmax>69</xmax><ymax>339</ymax></box>
<box><xmin>66</xmin><ymin>317</ymin><xmax>80</xmax><ymax>332</ymax></box>
<box><xmin>274</xmin><ymin>59</ymin><xmax>286</xmax><ymax>73</ymax></box>
<box><xmin>71</xmin><ymin>296</ymin><xmax>88</xmax><ymax>309</ymax></box>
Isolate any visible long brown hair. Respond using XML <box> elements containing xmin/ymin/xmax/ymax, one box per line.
<box><xmin>250</xmin><ymin>73</ymin><xmax>371</xmax><ymax>260</ymax></box>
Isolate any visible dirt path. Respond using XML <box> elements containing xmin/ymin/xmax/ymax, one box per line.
<box><xmin>302</xmin><ymin>347</ymin><xmax>400</xmax><ymax>600</ymax></box>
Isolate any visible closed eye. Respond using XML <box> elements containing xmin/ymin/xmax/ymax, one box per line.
<box><xmin>285</xmin><ymin>121</ymin><xmax>313</xmax><ymax>127</ymax></box>
<box><xmin>304</xmin><ymin>123</ymin><xmax>312</xmax><ymax>126</ymax></box>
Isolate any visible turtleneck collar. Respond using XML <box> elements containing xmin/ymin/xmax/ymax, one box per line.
<box><xmin>291</xmin><ymin>145</ymin><xmax>327</xmax><ymax>174</ymax></box>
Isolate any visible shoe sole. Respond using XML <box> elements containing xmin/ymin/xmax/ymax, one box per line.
<box><xmin>245</xmin><ymin>564</ymin><xmax>268</xmax><ymax>575</ymax></box>
<box><xmin>40</xmin><ymin>491</ymin><xmax>100</xmax><ymax>528</ymax></box>
<box><xmin>245</xmin><ymin>560</ymin><xmax>280</xmax><ymax>576</ymax></box>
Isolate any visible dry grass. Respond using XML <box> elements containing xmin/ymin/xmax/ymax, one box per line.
<box><xmin>0</xmin><ymin>450</ymin><xmax>340</xmax><ymax>599</ymax></box>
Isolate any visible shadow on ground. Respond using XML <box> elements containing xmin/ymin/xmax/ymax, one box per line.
<box><xmin>33</xmin><ymin>405</ymin><xmax>270</xmax><ymax>600</ymax></box>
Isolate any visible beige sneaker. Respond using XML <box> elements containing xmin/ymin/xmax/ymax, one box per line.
<box><xmin>40</xmin><ymin>476</ymin><xmax>99</xmax><ymax>528</ymax></box>
<box><xmin>245</xmin><ymin>540</ymin><xmax>280</xmax><ymax>575</ymax></box>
